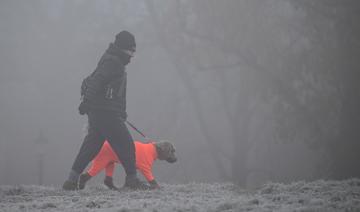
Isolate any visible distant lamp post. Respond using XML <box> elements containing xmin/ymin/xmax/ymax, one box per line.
<box><xmin>34</xmin><ymin>130</ymin><xmax>48</xmax><ymax>185</ymax></box>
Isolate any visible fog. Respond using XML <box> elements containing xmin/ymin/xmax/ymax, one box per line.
<box><xmin>0</xmin><ymin>0</ymin><xmax>359</xmax><ymax>188</ymax></box>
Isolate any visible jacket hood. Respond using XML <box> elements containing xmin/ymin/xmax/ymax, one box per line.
<box><xmin>106</xmin><ymin>43</ymin><xmax>131</xmax><ymax>65</ymax></box>
<box><xmin>106</xmin><ymin>43</ymin><xmax>123</xmax><ymax>57</ymax></box>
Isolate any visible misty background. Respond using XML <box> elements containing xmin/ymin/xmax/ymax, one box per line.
<box><xmin>0</xmin><ymin>0</ymin><xmax>359</xmax><ymax>187</ymax></box>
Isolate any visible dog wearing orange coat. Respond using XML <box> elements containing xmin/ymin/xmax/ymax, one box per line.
<box><xmin>78</xmin><ymin>140</ymin><xmax>177</xmax><ymax>190</ymax></box>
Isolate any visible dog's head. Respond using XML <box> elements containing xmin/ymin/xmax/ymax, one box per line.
<box><xmin>155</xmin><ymin>140</ymin><xmax>177</xmax><ymax>163</ymax></box>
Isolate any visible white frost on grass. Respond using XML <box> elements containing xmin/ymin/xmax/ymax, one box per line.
<box><xmin>0</xmin><ymin>179</ymin><xmax>359</xmax><ymax>212</ymax></box>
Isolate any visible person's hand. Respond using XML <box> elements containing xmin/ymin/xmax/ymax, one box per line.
<box><xmin>78</xmin><ymin>100</ymin><xmax>89</xmax><ymax>115</ymax></box>
<box><xmin>149</xmin><ymin>179</ymin><xmax>161</xmax><ymax>190</ymax></box>
<box><xmin>119</xmin><ymin>111</ymin><xmax>127</xmax><ymax>122</ymax></box>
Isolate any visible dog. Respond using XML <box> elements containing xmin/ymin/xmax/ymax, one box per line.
<box><xmin>78</xmin><ymin>140</ymin><xmax>177</xmax><ymax>190</ymax></box>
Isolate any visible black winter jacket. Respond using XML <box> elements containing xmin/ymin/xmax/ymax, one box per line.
<box><xmin>82</xmin><ymin>43</ymin><xmax>128</xmax><ymax>119</ymax></box>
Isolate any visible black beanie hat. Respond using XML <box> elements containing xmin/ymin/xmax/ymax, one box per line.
<box><xmin>115</xmin><ymin>30</ymin><xmax>136</xmax><ymax>50</ymax></box>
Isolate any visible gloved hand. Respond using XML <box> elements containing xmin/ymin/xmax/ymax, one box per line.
<box><xmin>78</xmin><ymin>100</ymin><xmax>90</xmax><ymax>115</ymax></box>
<box><xmin>149</xmin><ymin>179</ymin><xmax>160</xmax><ymax>190</ymax></box>
<box><xmin>116</xmin><ymin>112</ymin><xmax>127</xmax><ymax>122</ymax></box>
<box><xmin>118</xmin><ymin>111</ymin><xmax>127</xmax><ymax>122</ymax></box>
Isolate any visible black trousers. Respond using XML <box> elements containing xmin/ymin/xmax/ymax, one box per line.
<box><xmin>71</xmin><ymin>110</ymin><xmax>136</xmax><ymax>176</ymax></box>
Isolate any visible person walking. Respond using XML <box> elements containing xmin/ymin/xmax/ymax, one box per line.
<box><xmin>62</xmin><ymin>31</ymin><xmax>148</xmax><ymax>190</ymax></box>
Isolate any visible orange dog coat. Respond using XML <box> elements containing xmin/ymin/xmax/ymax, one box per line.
<box><xmin>87</xmin><ymin>141</ymin><xmax>158</xmax><ymax>182</ymax></box>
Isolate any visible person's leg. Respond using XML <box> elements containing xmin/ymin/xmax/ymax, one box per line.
<box><xmin>102</xmin><ymin>120</ymin><xmax>136</xmax><ymax>176</ymax></box>
<box><xmin>99</xmin><ymin>116</ymin><xmax>149</xmax><ymax>190</ymax></box>
<box><xmin>70</xmin><ymin>131</ymin><xmax>105</xmax><ymax>174</ymax></box>
<box><xmin>63</xmin><ymin>112</ymin><xmax>105</xmax><ymax>190</ymax></box>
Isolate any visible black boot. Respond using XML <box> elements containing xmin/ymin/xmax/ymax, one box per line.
<box><xmin>104</xmin><ymin>176</ymin><xmax>119</xmax><ymax>190</ymax></box>
<box><xmin>123</xmin><ymin>175</ymin><xmax>150</xmax><ymax>190</ymax></box>
<box><xmin>78</xmin><ymin>173</ymin><xmax>92</xmax><ymax>190</ymax></box>
<box><xmin>62</xmin><ymin>180</ymin><xmax>78</xmax><ymax>191</ymax></box>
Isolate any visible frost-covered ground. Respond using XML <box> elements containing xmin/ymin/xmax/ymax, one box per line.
<box><xmin>1</xmin><ymin>179</ymin><xmax>359</xmax><ymax>212</ymax></box>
